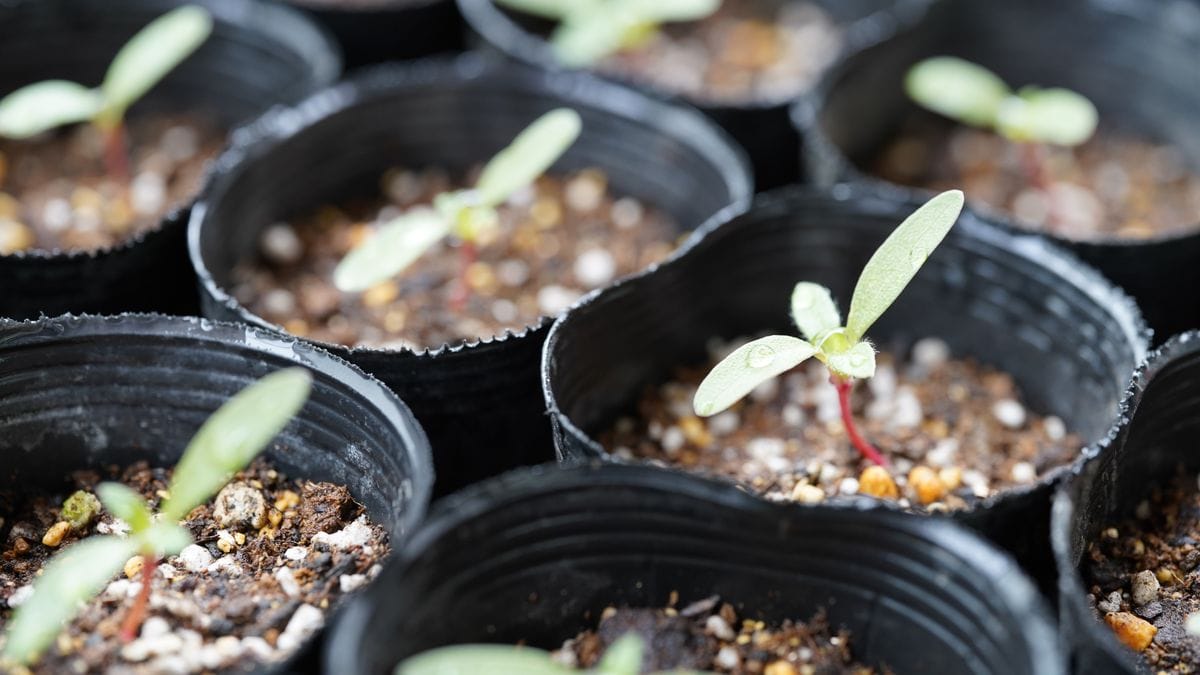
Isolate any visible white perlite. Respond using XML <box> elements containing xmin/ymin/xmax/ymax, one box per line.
<box><xmin>705</xmin><ymin>615</ymin><xmax>736</xmax><ymax>641</ymax></box>
<box><xmin>284</xmin><ymin>546</ymin><xmax>309</xmax><ymax>562</ymax></box>
<box><xmin>992</xmin><ymin>399</ymin><xmax>1027</xmax><ymax>429</ymax></box>
<box><xmin>313</xmin><ymin>516</ymin><xmax>374</xmax><ymax>551</ymax></box>
<box><xmin>573</xmin><ymin>248</ymin><xmax>617</xmax><ymax>286</ymax></box>
<box><xmin>275</xmin><ymin>567</ymin><xmax>302</xmax><ymax>598</ymax></box>
<box><xmin>177</xmin><ymin>544</ymin><xmax>214</xmax><ymax>573</ymax></box>
<box><xmin>339</xmin><ymin>573</ymin><xmax>369</xmax><ymax>593</ymax></box>
<box><xmin>7</xmin><ymin>584</ymin><xmax>33</xmax><ymax>608</ymax></box>
<box><xmin>276</xmin><ymin>604</ymin><xmax>325</xmax><ymax>654</ymax></box>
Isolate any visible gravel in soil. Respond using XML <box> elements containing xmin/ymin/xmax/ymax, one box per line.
<box><xmin>869</xmin><ymin>115</ymin><xmax>1200</xmax><ymax>241</ymax></box>
<box><xmin>231</xmin><ymin>165</ymin><xmax>680</xmax><ymax>350</ymax></box>
<box><xmin>0</xmin><ymin>458</ymin><xmax>388</xmax><ymax>673</ymax></box>
<box><xmin>552</xmin><ymin>595</ymin><xmax>884</xmax><ymax>674</ymax></box>
<box><xmin>1085</xmin><ymin>471</ymin><xmax>1200</xmax><ymax>669</ymax></box>
<box><xmin>600</xmin><ymin>337</ymin><xmax>1081</xmax><ymax>511</ymax></box>
<box><xmin>0</xmin><ymin>114</ymin><xmax>224</xmax><ymax>254</ymax></box>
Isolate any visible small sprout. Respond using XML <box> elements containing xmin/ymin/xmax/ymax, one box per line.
<box><xmin>60</xmin><ymin>490</ymin><xmax>101</xmax><ymax>530</ymax></box>
<box><xmin>394</xmin><ymin>633</ymin><xmax>710</xmax><ymax>674</ymax></box>
<box><xmin>496</xmin><ymin>0</ymin><xmax>721</xmax><ymax>67</ymax></box>
<box><xmin>1</xmin><ymin>367</ymin><xmax>312</xmax><ymax>665</ymax></box>
<box><xmin>693</xmin><ymin>190</ymin><xmax>965</xmax><ymax>466</ymax></box>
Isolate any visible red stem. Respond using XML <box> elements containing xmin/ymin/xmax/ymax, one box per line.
<box><xmin>449</xmin><ymin>240</ymin><xmax>476</xmax><ymax>313</ymax></box>
<box><xmin>102</xmin><ymin>122</ymin><xmax>131</xmax><ymax>184</ymax></box>
<box><xmin>831</xmin><ymin>376</ymin><xmax>888</xmax><ymax>466</ymax></box>
<box><xmin>119</xmin><ymin>555</ymin><xmax>157</xmax><ymax>642</ymax></box>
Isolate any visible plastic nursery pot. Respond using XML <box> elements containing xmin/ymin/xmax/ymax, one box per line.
<box><xmin>543</xmin><ymin>184</ymin><xmax>1148</xmax><ymax>593</ymax></box>
<box><xmin>325</xmin><ymin>463</ymin><xmax>1065</xmax><ymax>675</ymax></box>
<box><xmin>792</xmin><ymin>0</ymin><xmax>1200</xmax><ymax>343</ymax></box>
<box><xmin>189</xmin><ymin>54</ymin><xmax>752</xmax><ymax>497</ymax></box>
<box><xmin>285</xmin><ymin>0</ymin><xmax>463</xmax><ymax>70</ymax></box>
<box><xmin>1051</xmin><ymin>333</ymin><xmax>1200</xmax><ymax>674</ymax></box>
<box><xmin>458</xmin><ymin>0</ymin><xmax>932</xmax><ymax>190</ymax></box>
<box><xmin>0</xmin><ymin>0</ymin><xmax>341</xmax><ymax>321</ymax></box>
<box><xmin>0</xmin><ymin>313</ymin><xmax>434</xmax><ymax>673</ymax></box>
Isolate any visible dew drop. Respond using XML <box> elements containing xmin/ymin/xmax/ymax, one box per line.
<box><xmin>849</xmin><ymin>352</ymin><xmax>868</xmax><ymax>368</ymax></box>
<box><xmin>747</xmin><ymin>344</ymin><xmax>776</xmax><ymax>369</ymax></box>
<box><xmin>909</xmin><ymin>246</ymin><xmax>928</xmax><ymax>270</ymax></box>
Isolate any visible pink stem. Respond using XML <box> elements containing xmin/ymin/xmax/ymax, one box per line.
<box><xmin>119</xmin><ymin>555</ymin><xmax>157</xmax><ymax>642</ymax></box>
<box><xmin>831</xmin><ymin>376</ymin><xmax>888</xmax><ymax>466</ymax></box>
<box><xmin>449</xmin><ymin>240</ymin><xmax>476</xmax><ymax>314</ymax></box>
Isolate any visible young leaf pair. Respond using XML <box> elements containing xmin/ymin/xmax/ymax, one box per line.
<box><xmin>1</xmin><ymin>368</ymin><xmax>312</xmax><ymax>666</ymax></box>
<box><xmin>396</xmin><ymin>633</ymin><xmax>711</xmax><ymax>674</ymax></box>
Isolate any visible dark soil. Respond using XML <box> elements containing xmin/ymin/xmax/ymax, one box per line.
<box><xmin>869</xmin><ymin>114</ymin><xmax>1200</xmax><ymax>241</ymax></box>
<box><xmin>553</xmin><ymin>596</ymin><xmax>883</xmax><ymax>674</ymax></box>
<box><xmin>600</xmin><ymin>337</ymin><xmax>1081</xmax><ymax>511</ymax></box>
<box><xmin>0</xmin><ymin>113</ymin><xmax>224</xmax><ymax>254</ymax></box>
<box><xmin>231</xmin><ymin>166</ymin><xmax>680</xmax><ymax>350</ymax></box>
<box><xmin>0</xmin><ymin>458</ymin><xmax>388</xmax><ymax>673</ymax></box>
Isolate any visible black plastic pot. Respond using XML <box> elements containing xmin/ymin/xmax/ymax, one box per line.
<box><xmin>286</xmin><ymin>0</ymin><xmax>463</xmax><ymax>70</ymax></box>
<box><xmin>0</xmin><ymin>0</ymin><xmax>341</xmax><ymax>321</ymax></box>
<box><xmin>458</xmin><ymin>0</ymin><xmax>933</xmax><ymax>190</ymax></box>
<box><xmin>543</xmin><ymin>184</ymin><xmax>1148</xmax><ymax>592</ymax></box>
<box><xmin>190</xmin><ymin>54</ymin><xmax>752</xmax><ymax>497</ymax></box>
<box><xmin>325</xmin><ymin>463</ymin><xmax>1065</xmax><ymax>675</ymax></box>
<box><xmin>792</xmin><ymin>0</ymin><xmax>1200</xmax><ymax>343</ymax></box>
<box><xmin>1052</xmin><ymin>333</ymin><xmax>1200</xmax><ymax>674</ymax></box>
<box><xmin>0</xmin><ymin>313</ymin><xmax>434</xmax><ymax>673</ymax></box>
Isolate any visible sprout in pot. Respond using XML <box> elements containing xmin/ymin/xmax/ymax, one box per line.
<box><xmin>232</xmin><ymin>107</ymin><xmax>681</xmax><ymax>350</ymax></box>
<box><xmin>0</xmin><ymin>6</ymin><xmax>224</xmax><ymax>254</ymax></box>
<box><xmin>0</xmin><ymin>369</ymin><xmax>391</xmax><ymax>673</ymax></box>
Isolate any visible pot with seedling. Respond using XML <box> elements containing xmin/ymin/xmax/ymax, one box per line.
<box><xmin>542</xmin><ymin>183</ymin><xmax>1146</xmax><ymax>590</ymax></box>
<box><xmin>190</xmin><ymin>54</ymin><xmax>751</xmax><ymax>495</ymax></box>
<box><xmin>793</xmin><ymin>0</ymin><xmax>1200</xmax><ymax>340</ymax></box>
<box><xmin>0</xmin><ymin>313</ymin><xmax>433</xmax><ymax>673</ymax></box>
<box><xmin>459</xmin><ymin>0</ymin><xmax>933</xmax><ymax>189</ymax></box>
<box><xmin>0</xmin><ymin>0</ymin><xmax>339</xmax><ymax>320</ymax></box>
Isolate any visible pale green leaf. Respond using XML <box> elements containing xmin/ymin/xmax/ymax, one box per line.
<box><xmin>823</xmin><ymin>340</ymin><xmax>877</xmax><ymax>380</ymax></box>
<box><xmin>596</xmin><ymin>634</ymin><xmax>642</xmax><ymax>674</ymax></box>
<box><xmin>845</xmin><ymin>190</ymin><xmax>964</xmax><ymax>342</ymax></box>
<box><xmin>162</xmin><ymin>368</ymin><xmax>312</xmax><ymax>521</ymax></box>
<box><xmin>995</xmin><ymin>87</ymin><xmax>1098</xmax><ymax>147</ymax></box>
<box><xmin>2</xmin><ymin>536</ymin><xmax>138</xmax><ymax>665</ymax></box>
<box><xmin>619</xmin><ymin>0</ymin><xmax>720</xmax><ymax>22</ymax></box>
<box><xmin>101</xmin><ymin>6</ymin><xmax>213</xmax><ymax>119</ymax></box>
<box><xmin>394</xmin><ymin>644</ymin><xmax>568</xmax><ymax>675</ymax></box>
<box><xmin>905</xmin><ymin>56</ymin><xmax>1011</xmax><ymax>128</ymax></box>
<box><xmin>0</xmin><ymin>81</ymin><xmax>103</xmax><ymax>139</ymax></box>
<box><xmin>137</xmin><ymin>522</ymin><xmax>194</xmax><ymax>558</ymax></box>
<box><xmin>551</xmin><ymin>15</ymin><xmax>630</xmax><ymax>67</ymax></box>
<box><xmin>475</xmin><ymin>108</ymin><xmax>582</xmax><ymax>206</ymax></box>
<box><xmin>333</xmin><ymin>209</ymin><xmax>452</xmax><ymax>292</ymax></box>
<box><xmin>790</xmin><ymin>282</ymin><xmax>841</xmax><ymax>341</ymax></box>
<box><xmin>494</xmin><ymin>0</ymin><xmax>595</xmax><ymax>19</ymax></box>
<box><xmin>693</xmin><ymin>336</ymin><xmax>817</xmax><ymax>417</ymax></box>
<box><xmin>96</xmin><ymin>482</ymin><xmax>152</xmax><ymax>533</ymax></box>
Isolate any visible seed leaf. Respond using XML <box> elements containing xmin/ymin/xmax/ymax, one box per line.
<box><xmin>552</xmin><ymin>14</ymin><xmax>632</xmax><ymax>67</ymax></box>
<box><xmin>136</xmin><ymin>522</ymin><xmax>194</xmax><ymax>558</ymax></box>
<box><xmin>620</xmin><ymin>0</ymin><xmax>720</xmax><ymax>22</ymax></box>
<box><xmin>995</xmin><ymin>87</ymin><xmax>1098</xmax><ymax>147</ymax></box>
<box><xmin>333</xmin><ymin>209</ymin><xmax>452</xmax><ymax>292</ymax></box>
<box><xmin>2</xmin><ymin>536</ymin><xmax>139</xmax><ymax>664</ymax></box>
<box><xmin>494</xmin><ymin>0</ymin><xmax>594</xmax><ymax>19</ymax></box>
<box><xmin>161</xmin><ymin>368</ymin><xmax>312</xmax><ymax>522</ymax></box>
<box><xmin>905</xmin><ymin>56</ymin><xmax>1011</xmax><ymax>128</ymax></box>
<box><xmin>693</xmin><ymin>336</ymin><xmax>817</xmax><ymax>417</ymax></box>
<box><xmin>595</xmin><ymin>634</ymin><xmax>642</xmax><ymax>674</ymax></box>
<box><xmin>476</xmin><ymin>108</ymin><xmax>582</xmax><ymax>206</ymax></box>
<box><xmin>96</xmin><ymin>482</ymin><xmax>152</xmax><ymax>533</ymax></box>
<box><xmin>790</xmin><ymin>282</ymin><xmax>841</xmax><ymax>341</ymax></box>
<box><xmin>845</xmin><ymin>190</ymin><xmax>963</xmax><ymax>342</ymax></box>
<box><xmin>0</xmin><ymin>81</ymin><xmax>103</xmax><ymax>139</ymax></box>
<box><xmin>101</xmin><ymin>5</ymin><xmax>213</xmax><ymax>120</ymax></box>
<box><xmin>824</xmin><ymin>340</ymin><xmax>877</xmax><ymax>380</ymax></box>
<box><xmin>394</xmin><ymin>644</ymin><xmax>569</xmax><ymax>675</ymax></box>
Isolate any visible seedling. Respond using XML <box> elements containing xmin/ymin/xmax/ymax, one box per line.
<box><xmin>692</xmin><ymin>190</ymin><xmax>965</xmax><ymax>466</ymax></box>
<box><xmin>495</xmin><ymin>0</ymin><xmax>720</xmax><ymax>67</ymax></box>
<box><xmin>0</xmin><ymin>6</ymin><xmax>213</xmax><ymax>180</ymax></box>
<box><xmin>395</xmin><ymin>633</ymin><xmax>711</xmax><ymax>674</ymax></box>
<box><xmin>0</xmin><ymin>368</ymin><xmax>312</xmax><ymax>666</ymax></box>
<box><xmin>905</xmin><ymin>57</ymin><xmax>1097</xmax><ymax>225</ymax></box>
<box><xmin>333</xmin><ymin>108</ymin><xmax>582</xmax><ymax>311</ymax></box>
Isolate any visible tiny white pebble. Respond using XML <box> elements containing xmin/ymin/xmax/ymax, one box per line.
<box><xmin>705</xmin><ymin>615</ymin><xmax>736</xmax><ymax>641</ymax></box>
<box><xmin>339</xmin><ymin>573</ymin><xmax>369</xmax><ymax>593</ymax></box>
<box><xmin>161</xmin><ymin>125</ymin><xmax>199</xmax><ymax>162</ymax></box>
<box><xmin>714</xmin><ymin>646</ymin><xmax>740</xmax><ymax>669</ymax></box>
<box><xmin>177</xmin><ymin>544</ymin><xmax>214</xmax><ymax>572</ymax></box>
<box><xmin>1131</xmin><ymin>570</ymin><xmax>1160</xmax><ymax>606</ymax></box>
<box><xmin>993</xmin><ymin>399</ymin><xmax>1027</xmax><ymax>429</ymax></box>
<box><xmin>1044</xmin><ymin>415</ymin><xmax>1066</xmax><ymax>441</ymax></box>
<box><xmin>275</xmin><ymin>567</ymin><xmax>302</xmax><ymax>598</ymax></box>
<box><xmin>207</xmin><ymin>556</ymin><xmax>243</xmax><ymax>577</ymax></box>
<box><xmin>1097</xmin><ymin>590</ymin><xmax>1122</xmax><ymax>613</ymax></box>
<box><xmin>926</xmin><ymin>439</ymin><xmax>959</xmax><ymax>467</ymax></box>
<box><xmin>41</xmin><ymin>198</ymin><xmax>72</xmax><ymax>232</ymax></box>
<box><xmin>750</xmin><ymin>377</ymin><xmax>779</xmax><ymax>403</ymax></box>
<box><xmin>573</xmin><ymin>248</ymin><xmax>617</xmax><ymax>286</ymax></box>
<box><xmin>276</xmin><ymin>604</ymin><xmax>325</xmax><ymax>654</ymax></box>
<box><xmin>130</xmin><ymin>172</ymin><xmax>167</xmax><ymax>216</ymax></box>
<box><xmin>707</xmin><ymin>411</ymin><xmax>739</xmax><ymax>436</ymax></box>
<box><xmin>747</xmin><ymin>437</ymin><xmax>786</xmax><ymax>459</ymax></box>
<box><xmin>611</xmin><ymin>197</ymin><xmax>643</xmax><ymax>229</ymax></box>
<box><xmin>791</xmin><ymin>483</ymin><xmax>825</xmax><ymax>504</ymax></box>
<box><xmin>284</xmin><ymin>546</ymin><xmax>308</xmax><ymax>562</ymax></box>
<box><xmin>496</xmin><ymin>259</ymin><xmax>530</xmax><ymax>286</ymax></box>
<box><xmin>1010</xmin><ymin>461</ymin><xmax>1037</xmax><ymax>484</ymax></box>
<box><xmin>661</xmin><ymin>426</ymin><xmax>686</xmax><ymax>456</ymax></box>
<box><xmin>261</xmin><ymin>288</ymin><xmax>296</xmax><ymax>316</ymax></box>
<box><xmin>241</xmin><ymin>636</ymin><xmax>275</xmax><ymax>660</ymax></box>
<box><xmin>157</xmin><ymin>564</ymin><xmax>177</xmax><ymax>580</ymax></box>
<box><xmin>781</xmin><ymin>404</ymin><xmax>804</xmax><ymax>427</ymax></box>
<box><xmin>7</xmin><ymin>584</ymin><xmax>33</xmax><ymax>608</ymax></box>
<box><xmin>839</xmin><ymin>477</ymin><xmax>860</xmax><ymax>495</ymax></box>
<box><xmin>911</xmin><ymin>337</ymin><xmax>950</xmax><ymax>369</ymax></box>
<box><xmin>490</xmin><ymin>299</ymin><xmax>518</xmax><ymax>324</ymax></box>
<box><xmin>536</xmin><ymin>285</ymin><xmax>581</xmax><ymax>315</ymax></box>
<box><xmin>312</xmin><ymin>516</ymin><xmax>374</xmax><ymax>551</ymax></box>
<box><xmin>259</xmin><ymin>223</ymin><xmax>304</xmax><ymax>265</ymax></box>
<box><xmin>142</xmin><ymin>617</ymin><xmax>171</xmax><ymax>639</ymax></box>
<box><xmin>890</xmin><ymin>388</ymin><xmax>923</xmax><ymax>430</ymax></box>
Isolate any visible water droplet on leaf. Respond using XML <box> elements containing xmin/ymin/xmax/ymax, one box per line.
<box><xmin>747</xmin><ymin>344</ymin><xmax>776</xmax><ymax>369</ymax></box>
<box><xmin>849</xmin><ymin>352</ymin><xmax>868</xmax><ymax>368</ymax></box>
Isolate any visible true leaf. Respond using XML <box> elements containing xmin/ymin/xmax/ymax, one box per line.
<box><xmin>2</xmin><ymin>536</ymin><xmax>139</xmax><ymax>664</ymax></box>
<box><xmin>552</xmin><ymin>14</ymin><xmax>632</xmax><ymax>67</ymax></box>
<box><xmin>475</xmin><ymin>108</ymin><xmax>582</xmax><ymax>206</ymax></box>
<box><xmin>790</xmin><ymin>282</ymin><xmax>841</xmax><ymax>341</ymax></box>
<box><xmin>693</xmin><ymin>335</ymin><xmax>817</xmax><ymax>417</ymax></box>
<box><xmin>96</xmin><ymin>482</ymin><xmax>152</xmax><ymax>533</ymax></box>
<box><xmin>905</xmin><ymin>56</ymin><xmax>1011</xmax><ymax>128</ymax></box>
<box><xmin>995</xmin><ymin>87</ymin><xmax>1098</xmax><ymax>146</ymax></box>
<box><xmin>845</xmin><ymin>189</ymin><xmax>963</xmax><ymax>342</ymax></box>
<box><xmin>136</xmin><ymin>522</ymin><xmax>194</xmax><ymax>558</ymax></box>
<box><xmin>161</xmin><ymin>367</ymin><xmax>312</xmax><ymax>521</ymax></box>
<box><xmin>823</xmin><ymin>340</ymin><xmax>877</xmax><ymax>380</ymax></box>
<box><xmin>101</xmin><ymin>5</ymin><xmax>213</xmax><ymax>121</ymax></box>
<box><xmin>0</xmin><ymin>81</ymin><xmax>103</xmax><ymax>139</ymax></box>
<box><xmin>333</xmin><ymin>209</ymin><xmax>452</xmax><ymax>292</ymax></box>
<box><xmin>394</xmin><ymin>644</ymin><xmax>569</xmax><ymax>675</ymax></box>
<box><xmin>595</xmin><ymin>634</ymin><xmax>642</xmax><ymax>674</ymax></box>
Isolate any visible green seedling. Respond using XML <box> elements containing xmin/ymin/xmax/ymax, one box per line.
<box><xmin>333</xmin><ymin>107</ymin><xmax>582</xmax><ymax>311</ymax></box>
<box><xmin>395</xmin><ymin>633</ymin><xmax>712</xmax><ymax>674</ymax></box>
<box><xmin>692</xmin><ymin>190</ymin><xmax>965</xmax><ymax>466</ymax></box>
<box><xmin>495</xmin><ymin>0</ymin><xmax>720</xmax><ymax>67</ymax></box>
<box><xmin>0</xmin><ymin>6</ymin><xmax>213</xmax><ymax>180</ymax></box>
<box><xmin>0</xmin><ymin>368</ymin><xmax>312</xmax><ymax>666</ymax></box>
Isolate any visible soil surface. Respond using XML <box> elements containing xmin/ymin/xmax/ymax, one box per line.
<box><xmin>552</xmin><ymin>596</ymin><xmax>883</xmax><ymax>674</ymax></box>
<box><xmin>1085</xmin><ymin>471</ymin><xmax>1200</xmax><ymax>670</ymax></box>
<box><xmin>0</xmin><ymin>113</ymin><xmax>224</xmax><ymax>254</ymax></box>
<box><xmin>232</xmin><ymin>166</ymin><xmax>680</xmax><ymax>350</ymax></box>
<box><xmin>600</xmin><ymin>337</ymin><xmax>1082</xmax><ymax>511</ymax></box>
<box><xmin>869</xmin><ymin>114</ymin><xmax>1200</xmax><ymax>241</ymax></box>
<box><xmin>0</xmin><ymin>458</ymin><xmax>388</xmax><ymax>673</ymax></box>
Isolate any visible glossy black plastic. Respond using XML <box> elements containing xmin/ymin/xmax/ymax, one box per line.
<box><xmin>286</xmin><ymin>0</ymin><xmax>463</xmax><ymax>69</ymax></box>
